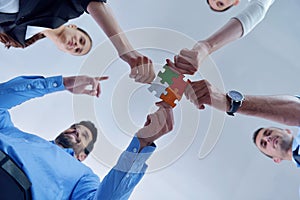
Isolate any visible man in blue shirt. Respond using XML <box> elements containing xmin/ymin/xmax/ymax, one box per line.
<box><xmin>182</xmin><ymin>79</ymin><xmax>300</xmax><ymax>166</ymax></box>
<box><xmin>0</xmin><ymin>75</ymin><xmax>174</xmax><ymax>199</ymax></box>
<box><xmin>252</xmin><ymin>127</ymin><xmax>300</xmax><ymax>167</ymax></box>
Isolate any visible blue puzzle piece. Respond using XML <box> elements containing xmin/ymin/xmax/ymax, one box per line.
<box><xmin>148</xmin><ymin>83</ymin><xmax>168</xmax><ymax>98</ymax></box>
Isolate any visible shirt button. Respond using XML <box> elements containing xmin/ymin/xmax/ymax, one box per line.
<box><xmin>52</xmin><ymin>82</ymin><xmax>58</xmax><ymax>87</ymax></box>
<box><xmin>27</xmin><ymin>85</ymin><xmax>31</xmax><ymax>89</ymax></box>
<box><xmin>126</xmin><ymin>174</ymin><xmax>130</xmax><ymax>178</ymax></box>
<box><xmin>133</xmin><ymin>148</ymin><xmax>137</xmax><ymax>153</ymax></box>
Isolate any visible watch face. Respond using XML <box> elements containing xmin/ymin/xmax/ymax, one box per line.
<box><xmin>228</xmin><ymin>90</ymin><xmax>244</xmax><ymax>101</ymax></box>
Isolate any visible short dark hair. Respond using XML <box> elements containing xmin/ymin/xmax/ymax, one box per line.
<box><xmin>77</xmin><ymin>27</ymin><xmax>93</xmax><ymax>55</ymax></box>
<box><xmin>252</xmin><ymin>127</ymin><xmax>272</xmax><ymax>159</ymax></box>
<box><xmin>76</xmin><ymin>121</ymin><xmax>98</xmax><ymax>155</ymax></box>
<box><xmin>206</xmin><ymin>0</ymin><xmax>233</xmax><ymax>12</ymax></box>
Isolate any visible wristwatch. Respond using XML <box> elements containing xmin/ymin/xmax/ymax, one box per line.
<box><xmin>226</xmin><ymin>90</ymin><xmax>244</xmax><ymax>116</ymax></box>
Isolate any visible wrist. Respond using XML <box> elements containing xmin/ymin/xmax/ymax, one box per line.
<box><xmin>195</xmin><ymin>40</ymin><xmax>212</xmax><ymax>54</ymax></box>
<box><xmin>62</xmin><ymin>77</ymin><xmax>70</xmax><ymax>88</ymax></box>
<box><xmin>137</xmin><ymin>137</ymin><xmax>152</xmax><ymax>151</ymax></box>
<box><xmin>226</xmin><ymin>90</ymin><xmax>245</xmax><ymax>116</ymax></box>
<box><xmin>110</xmin><ymin>35</ymin><xmax>134</xmax><ymax>58</ymax></box>
<box><xmin>119</xmin><ymin>49</ymin><xmax>137</xmax><ymax>66</ymax></box>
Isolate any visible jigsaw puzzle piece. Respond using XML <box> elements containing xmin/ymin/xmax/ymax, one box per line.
<box><xmin>152</xmin><ymin>75</ymin><xmax>169</xmax><ymax>88</ymax></box>
<box><xmin>157</xmin><ymin>64</ymin><xmax>179</xmax><ymax>86</ymax></box>
<box><xmin>148</xmin><ymin>83</ymin><xmax>168</xmax><ymax>98</ymax></box>
<box><xmin>169</xmin><ymin>75</ymin><xmax>189</xmax><ymax>100</ymax></box>
<box><xmin>160</xmin><ymin>87</ymin><xmax>178</xmax><ymax>108</ymax></box>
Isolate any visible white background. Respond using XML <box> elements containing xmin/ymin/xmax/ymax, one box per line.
<box><xmin>0</xmin><ymin>0</ymin><xmax>300</xmax><ymax>199</ymax></box>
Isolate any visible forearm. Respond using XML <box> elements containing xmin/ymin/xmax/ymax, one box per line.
<box><xmin>0</xmin><ymin>76</ymin><xmax>65</xmax><ymax>109</ymax></box>
<box><xmin>238</xmin><ymin>95</ymin><xmax>300</xmax><ymax>126</ymax></box>
<box><xmin>204</xmin><ymin>18</ymin><xmax>243</xmax><ymax>54</ymax></box>
<box><xmin>87</xmin><ymin>2</ymin><xmax>133</xmax><ymax>56</ymax></box>
<box><xmin>203</xmin><ymin>0</ymin><xmax>274</xmax><ymax>54</ymax></box>
<box><xmin>96</xmin><ymin>136</ymin><xmax>155</xmax><ymax>199</ymax></box>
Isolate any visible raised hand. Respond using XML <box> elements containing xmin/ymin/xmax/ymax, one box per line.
<box><xmin>172</xmin><ymin>41</ymin><xmax>210</xmax><ymax>75</ymax></box>
<box><xmin>121</xmin><ymin>50</ymin><xmax>155</xmax><ymax>84</ymax></box>
<box><xmin>137</xmin><ymin>101</ymin><xmax>174</xmax><ymax>149</ymax></box>
<box><xmin>184</xmin><ymin>79</ymin><xmax>227</xmax><ymax>111</ymax></box>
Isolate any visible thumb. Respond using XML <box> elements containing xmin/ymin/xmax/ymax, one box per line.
<box><xmin>166</xmin><ymin>59</ymin><xmax>175</xmax><ymax>68</ymax></box>
<box><xmin>96</xmin><ymin>76</ymin><xmax>109</xmax><ymax>81</ymax></box>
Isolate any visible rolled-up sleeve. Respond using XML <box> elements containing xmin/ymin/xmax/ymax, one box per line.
<box><xmin>234</xmin><ymin>0</ymin><xmax>274</xmax><ymax>37</ymax></box>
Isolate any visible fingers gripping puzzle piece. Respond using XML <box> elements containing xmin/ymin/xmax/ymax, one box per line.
<box><xmin>170</xmin><ymin>74</ymin><xmax>186</xmax><ymax>99</ymax></box>
<box><xmin>160</xmin><ymin>87</ymin><xmax>178</xmax><ymax>108</ymax></box>
<box><xmin>148</xmin><ymin>64</ymin><xmax>189</xmax><ymax>107</ymax></box>
<box><xmin>148</xmin><ymin>83</ymin><xmax>168</xmax><ymax>98</ymax></box>
<box><xmin>169</xmin><ymin>75</ymin><xmax>190</xmax><ymax>100</ymax></box>
<box><xmin>157</xmin><ymin>64</ymin><xmax>179</xmax><ymax>86</ymax></box>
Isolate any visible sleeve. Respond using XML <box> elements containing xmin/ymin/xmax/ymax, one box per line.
<box><xmin>94</xmin><ymin>136</ymin><xmax>156</xmax><ymax>200</ymax></box>
<box><xmin>0</xmin><ymin>75</ymin><xmax>65</xmax><ymax>129</ymax></box>
<box><xmin>233</xmin><ymin>0</ymin><xmax>274</xmax><ymax>37</ymax></box>
<box><xmin>79</xmin><ymin>0</ymin><xmax>107</xmax><ymax>13</ymax></box>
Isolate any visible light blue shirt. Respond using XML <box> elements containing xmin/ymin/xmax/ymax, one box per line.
<box><xmin>0</xmin><ymin>75</ymin><xmax>155</xmax><ymax>200</ymax></box>
<box><xmin>291</xmin><ymin>95</ymin><xmax>300</xmax><ymax>167</ymax></box>
<box><xmin>292</xmin><ymin>129</ymin><xmax>300</xmax><ymax>167</ymax></box>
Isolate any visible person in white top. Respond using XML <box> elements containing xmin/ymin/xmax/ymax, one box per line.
<box><xmin>171</xmin><ymin>0</ymin><xmax>275</xmax><ymax>75</ymax></box>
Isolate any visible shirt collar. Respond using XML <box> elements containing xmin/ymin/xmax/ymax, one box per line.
<box><xmin>291</xmin><ymin>129</ymin><xmax>300</xmax><ymax>167</ymax></box>
<box><xmin>49</xmin><ymin>140</ymin><xmax>75</xmax><ymax>157</ymax></box>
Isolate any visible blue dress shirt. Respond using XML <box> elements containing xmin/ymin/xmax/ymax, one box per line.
<box><xmin>0</xmin><ymin>75</ymin><xmax>155</xmax><ymax>200</ymax></box>
<box><xmin>292</xmin><ymin>95</ymin><xmax>300</xmax><ymax>167</ymax></box>
<box><xmin>292</xmin><ymin>129</ymin><xmax>300</xmax><ymax>167</ymax></box>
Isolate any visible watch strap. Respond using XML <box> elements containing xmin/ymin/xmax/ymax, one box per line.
<box><xmin>227</xmin><ymin>100</ymin><xmax>242</xmax><ymax>116</ymax></box>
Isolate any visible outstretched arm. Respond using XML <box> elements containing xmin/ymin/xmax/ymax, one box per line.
<box><xmin>0</xmin><ymin>76</ymin><xmax>65</xmax><ymax>110</ymax></box>
<box><xmin>173</xmin><ymin>18</ymin><xmax>243</xmax><ymax>75</ymax></box>
<box><xmin>87</xmin><ymin>2</ymin><xmax>155</xmax><ymax>83</ymax></box>
<box><xmin>0</xmin><ymin>75</ymin><xmax>108</xmax><ymax>110</ymax></box>
<box><xmin>238</xmin><ymin>95</ymin><xmax>300</xmax><ymax>126</ymax></box>
<box><xmin>137</xmin><ymin>101</ymin><xmax>174</xmax><ymax>150</ymax></box>
<box><xmin>184</xmin><ymin>79</ymin><xmax>300</xmax><ymax>126</ymax></box>
<box><xmin>173</xmin><ymin>0</ymin><xmax>274</xmax><ymax>74</ymax></box>
<box><xmin>87</xmin><ymin>101</ymin><xmax>174</xmax><ymax>200</ymax></box>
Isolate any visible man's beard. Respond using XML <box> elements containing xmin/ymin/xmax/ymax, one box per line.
<box><xmin>279</xmin><ymin>135</ymin><xmax>293</xmax><ymax>153</ymax></box>
<box><xmin>55</xmin><ymin>133</ymin><xmax>76</xmax><ymax>149</ymax></box>
<box><xmin>55</xmin><ymin>132</ymin><xmax>84</xmax><ymax>155</ymax></box>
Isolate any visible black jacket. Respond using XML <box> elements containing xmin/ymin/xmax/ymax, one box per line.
<box><xmin>0</xmin><ymin>0</ymin><xmax>105</xmax><ymax>45</ymax></box>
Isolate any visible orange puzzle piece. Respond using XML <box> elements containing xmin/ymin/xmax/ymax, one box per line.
<box><xmin>160</xmin><ymin>87</ymin><xmax>178</xmax><ymax>108</ymax></box>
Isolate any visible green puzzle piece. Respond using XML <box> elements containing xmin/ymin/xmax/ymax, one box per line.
<box><xmin>157</xmin><ymin>64</ymin><xmax>179</xmax><ymax>86</ymax></box>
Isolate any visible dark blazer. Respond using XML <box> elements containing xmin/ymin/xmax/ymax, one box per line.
<box><xmin>0</xmin><ymin>0</ymin><xmax>106</xmax><ymax>46</ymax></box>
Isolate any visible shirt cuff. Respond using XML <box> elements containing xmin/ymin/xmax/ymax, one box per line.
<box><xmin>114</xmin><ymin>136</ymin><xmax>156</xmax><ymax>174</ymax></box>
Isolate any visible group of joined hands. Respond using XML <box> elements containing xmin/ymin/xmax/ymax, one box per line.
<box><xmin>64</xmin><ymin>42</ymin><xmax>224</xmax><ymax>148</ymax></box>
